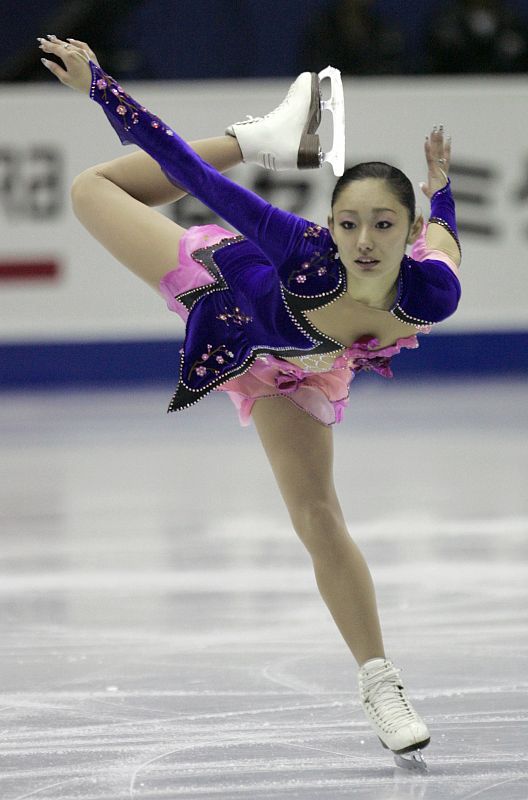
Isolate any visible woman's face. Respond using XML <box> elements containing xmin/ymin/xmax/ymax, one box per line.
<box><xmin>328</xmin><ymin>178</ymin><xmax>422</xmax><ymax>284</ymax></box>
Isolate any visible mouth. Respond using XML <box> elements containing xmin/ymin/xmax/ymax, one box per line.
<box><xmin>355</xmin><ymin>258</ymin><xmax>380</xmax><ymax>270</ymax></box>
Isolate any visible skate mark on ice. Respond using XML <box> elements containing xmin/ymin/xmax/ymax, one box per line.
<box><xmin>261</xmin><ymin>655</ymin><xmax>327</xmax><ymax>693</ymax></box>
<box><xmin>460</xmin><ymin>775</ymin><xmax>528</xmax><ymax>800</ymax></box>
<box><xmin>129</xmin><ymin>744</ymin><xmax>193</xmax><ymax>797</ymax></box>
<box><xmin>12</xmin><ymin>779</ymin><xmax>78</xmax><ymax>800</ymax></box>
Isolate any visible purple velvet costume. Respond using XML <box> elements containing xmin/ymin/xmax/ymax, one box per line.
<box><xmin>89</xmin><ymin>63</ymin><xmax>461</xmax><ymax>419</ymax></box>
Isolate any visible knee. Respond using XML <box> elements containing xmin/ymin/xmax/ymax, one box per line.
<box><xmin>290</xmin><ymin>499</ymin><xmax>348</xmax><ymax>558</ymax></box>
<box><xmin>70</xmin><ymin>168</ymin><xmax>101</xmax><ymax>216</ymax></box>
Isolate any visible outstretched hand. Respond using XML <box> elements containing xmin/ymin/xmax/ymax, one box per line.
<box><xmin>420</xmin><ymin>126</ymin><xmax>451</xmax><ymax>199</ymax></box>
<box><xmin>38</xmin><ymin>34</ymin><xmax>99</xmax><ymax>93</ymax></box>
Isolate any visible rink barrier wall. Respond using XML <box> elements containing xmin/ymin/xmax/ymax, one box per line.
<box><xmin>2</xmin><ymin>76</ymin><xmax>528</xmax><ymax>345</ymax></box>
<box><xmin>0</xmin><ymin>331</ymin><xmax>526</xmax><ymax>389</ymax></box>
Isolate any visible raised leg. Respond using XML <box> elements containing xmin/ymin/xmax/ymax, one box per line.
<box><xmin>251</xmin><ymin>396</ymin><xmax>385</xmax><ymax>666</ymax></box>
<box><xmin>70</xmin><ymin>137</ymin><xmax>242</xmax><ymax>293</ymax></box>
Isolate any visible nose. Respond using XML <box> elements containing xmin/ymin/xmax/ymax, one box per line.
<box><xmin>357</xmin><ymin>226</ymin><xmax>374</xmax><ymax>252</ymax></box>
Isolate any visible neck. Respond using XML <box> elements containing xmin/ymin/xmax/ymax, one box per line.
<box><xmin>344</xmin><ymin>267</ymin><xmax>400</xmax><ymax>310</ymax></box>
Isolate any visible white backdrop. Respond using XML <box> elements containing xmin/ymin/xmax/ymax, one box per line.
<box><xmin>1</xmin><ymin>75</ymin><xmax>527</xmax><ymax>342</ymax></box>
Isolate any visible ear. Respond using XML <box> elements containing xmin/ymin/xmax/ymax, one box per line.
<box><xmin>407</xmin><ymin>213</ymin><xmax>424</xmax><ymax>245</ymax></box>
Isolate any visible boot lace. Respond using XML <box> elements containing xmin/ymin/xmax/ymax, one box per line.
<box><xmin>361</xmin><ymin>663</ymin><xmax>418</xmax><ymax>731</ymax></box>
<box><xmin>233</xmin><ymin>81</ymin><xmax>301</xmax><ymax>126</ymax></box>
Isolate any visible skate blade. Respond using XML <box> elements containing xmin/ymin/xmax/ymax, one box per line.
<box><xmin>297</xmin><ymin>72</ymin><xmax>322</xmax><ymax>170</ymax></box>
<box><xmin>317</xmin><ymin>65</ymin><xmax>345</xmax><ymax>177</ymax></box>
<box><xmin>393</xmin><ymin>749</ymin><xmax>428</xmax><ymax>772</ymax></box>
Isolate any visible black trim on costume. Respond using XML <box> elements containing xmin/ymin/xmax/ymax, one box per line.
<box><xmin>391</xmin><ymin>305</ymin><xmax>433</xmax><ymax>327</ymax></box>
<box><xmin>173</xmin><ymin>235</ymin><xmax>243</xmax><ymax>312</ymax></box>
<box><xmin>167</xmin><ymin>338</ymin><xmax>332</xmax><ymax>413</ymax></box>
<box><xmin>429</xmin><ymin>217</ymin><xmax>462</xmax><ymax>256</ymax></box>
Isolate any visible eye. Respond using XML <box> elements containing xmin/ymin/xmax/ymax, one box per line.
<box><xmin>340</xmin><ymin>221</ymin><xmax>356</xmax><ymax>230</ymax></box>
<box><xmin>376</xmin><ymin>220</ymin><xmax>393</xmax><ymax>229</ymax></box>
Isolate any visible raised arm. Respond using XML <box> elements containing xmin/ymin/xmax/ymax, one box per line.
<box><xmin>419</xmin><ymin>126</ymin><xmax>461</xmax><ymax>268</ymax></box>
<box><xmin>39</xmin><ymin>35</ymin><xmax>310</xmax><ymax>269</ymax></box>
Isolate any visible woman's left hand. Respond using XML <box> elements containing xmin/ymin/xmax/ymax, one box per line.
<box><xmin>420</xmin><ymin>126</ymin><xmax>451</xmax><ymax>199</ymax></box>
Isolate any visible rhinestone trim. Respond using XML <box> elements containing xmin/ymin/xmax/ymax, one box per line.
<box><xmin>167</xmin><ymin>338</ymin><xmax>322</xmax><ymax>413</ymax></box>
<box><xmin>429</xmin><ymin>216</ymin><xmax>461</xmax><ymax>256</ymax></box>
<box><xmin>390</xmin><ymin>305</ymin><xmax>434</xmax><ymax>327</ymax></box>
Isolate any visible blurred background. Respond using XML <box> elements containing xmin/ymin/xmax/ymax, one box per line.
<box><xmin>1</xmin><ymin>0</ymin><xmax>528</xmax><ymax>387</ymax></box>
<box><xmin>3</xmin><ymin>0</ymin><xmax>528</xmax><ymax>81</ymax></box>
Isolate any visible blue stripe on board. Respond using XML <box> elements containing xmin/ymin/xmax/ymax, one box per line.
<box><xmin>0</xmin><ymin>331</ymin><xmax>526</xmax><ymax>388</ymax></box>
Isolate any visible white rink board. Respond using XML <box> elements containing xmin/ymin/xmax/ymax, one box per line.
<box><xmin>1</xmin><ymin>75</ymin><xmax>527</xmax><ymax>342</ymax></box>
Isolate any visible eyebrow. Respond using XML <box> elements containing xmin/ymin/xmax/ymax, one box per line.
<box><xmin>337</xmin><ymin>207</ymin><xmax>397</xmax><ymax>214</ymax></box>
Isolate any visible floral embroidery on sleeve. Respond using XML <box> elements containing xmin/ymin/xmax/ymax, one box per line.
<box><xmin>91</xmin><ymin>68</ymin><xmax>174</xmax><ymax>137</ymax></box>
<box><xmin>216</xmin><ymin>306</ymin><xmax>253</xmax><ymax>326</ymax></box>
<box><xmin>303</xmin><ymin>224</ymin><xmax>322</xmax><ymax>238</ymax></box>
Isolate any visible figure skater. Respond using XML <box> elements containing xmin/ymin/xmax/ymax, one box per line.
<box><xmin>38</xmin><ymin>34</ymin><xmax>461</xmax><ymax>771</ymax></box>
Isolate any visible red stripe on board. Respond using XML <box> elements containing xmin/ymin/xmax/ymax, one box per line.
<box><xmin>0</xmin><ymin>261</ymin><xmax>60</xmax><ymax>280</ymax></box>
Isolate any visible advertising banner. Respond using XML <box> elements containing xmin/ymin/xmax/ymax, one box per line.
<box><xmin>1</xmin><ymin>76</ymin><xmax>527</xmax><ymax>344</ymax></box>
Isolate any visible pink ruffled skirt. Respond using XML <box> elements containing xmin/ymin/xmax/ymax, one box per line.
<box><xmin>160</xmin><ymin>225</ymin><xmax>421</xmax><ymax>427</ymax></box>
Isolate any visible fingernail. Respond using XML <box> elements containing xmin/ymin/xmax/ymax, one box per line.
<box><xmin>66</xmin><ymin>38</ymin><xmax>73</xmax><ymax>41</ymax></box>
<box><xmin>47</xmin><ymin>34</ymin><xmax>57</xmax><ymax>40</ymax></box>
<box><xmin>41</xmin><ymin>58</ymin><xmax>50</xmax><ymax>66</ymax></box>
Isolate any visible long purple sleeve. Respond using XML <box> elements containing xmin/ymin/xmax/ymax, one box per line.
<box><xmin>429</xmin><ymin>180</ymin><xmax>461</xmax><ymax>254</ymax></box>
<box><xmin>89</xmin><ymin>62</ymin><xmax>310</xmax><ymax>268</ymax></box>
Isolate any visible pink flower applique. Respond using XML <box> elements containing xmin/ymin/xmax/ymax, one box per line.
<box><xmin>188</xmin><ymin>344</ymin><xmax>233</xmax><ymax>381</ymax></box>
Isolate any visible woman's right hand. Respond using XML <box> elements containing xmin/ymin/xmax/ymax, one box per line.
<box><xmin>420</xmin><ymin>125</ymin><xmax>451</xmax><ymax>199</ymax></box>
<box><xmin>38</xmin><ymin>35</ymin><xmax>99</xmax><ymax>94</ymax></box>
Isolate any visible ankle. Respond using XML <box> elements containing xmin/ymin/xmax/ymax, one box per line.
<box><xmin>359</xmin><ymin>654</ymin><xmax>388</xmax><ymax>669</ymax></box>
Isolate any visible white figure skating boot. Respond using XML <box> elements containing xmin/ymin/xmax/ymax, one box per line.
<box><xmin>358</xmin><ymin>657</ymin><xmax>430</xmax><ymax>771</ymax></box>
<box><xmin>225</xmin><ymin>66</ymin><xmax>345</xmax><ymax>175</ymax></box>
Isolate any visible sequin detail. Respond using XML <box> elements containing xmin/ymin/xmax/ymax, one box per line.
<box><xmin>303</xmin><ymin>224</ymin><xmax>322</xmax><ymax>238</ymax></box>
<box><xmin>216</xmin><ymin>306</ymin><xmax>253</xmax><ymax>326</ymax></box>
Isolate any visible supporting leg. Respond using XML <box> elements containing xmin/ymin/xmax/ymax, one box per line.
<box><xmin>251</xmin><ymin>396</ymin><xmax>385</xmax><ymax>666</ymax></box>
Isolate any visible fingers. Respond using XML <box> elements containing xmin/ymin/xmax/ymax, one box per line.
<box><xmin>38</xmin><ymin>35</ymin><xmax>72</xmax><ymax>63</ymax></box>
<box><xmin>425</xmin><ymin>125</ymin><xmax>451</xmax><ymax>170</ymax></box>
<box><xmin>37</xmin><ymin>37</ymin><xmax>69</xmax><ymax>81</ymax></box>
<box><xmin>38</xmin><ymin>34</ymin><xmax>93</xmax><ymax>91</ymax></box>
<box><xmin>66</xmin><ymin>37</ymin><xmax>94</xmax><ymax>55</ymax></box>
<box><xmin>38</xmin><ymin>34</ymin><xmax>92</xmax><ymax>64</ymax></box>
<box><xmin>66</xmin><ymin>37</ymin><xmax>99</xmax><ymax>65</ymax></box>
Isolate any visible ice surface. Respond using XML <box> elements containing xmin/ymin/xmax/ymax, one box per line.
<box><xmin>0</xmin><ymin>379</ymin><xmax>527</xmax><ymax>799</ymax></box>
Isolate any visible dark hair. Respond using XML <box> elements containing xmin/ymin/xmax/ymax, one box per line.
<box><xmin>331</xmin><ymin>162</ymin><xmax>416</xmax><ymax>224</ymax></box>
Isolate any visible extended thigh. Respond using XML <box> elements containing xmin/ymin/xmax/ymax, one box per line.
<box><xmin>71</xmin><ymin>168</ymin><xmax>187</xmax><ymax>294</ymax></box>
<box><xmin>252</xmin><ymin>396</ymin><xmax>344</xmax><ymax>528</ymax></box>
